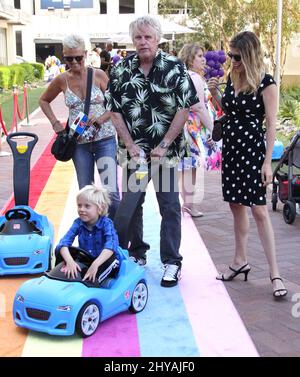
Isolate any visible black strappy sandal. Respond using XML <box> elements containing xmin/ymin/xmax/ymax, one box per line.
<box><xmin>216</xmin><ymin>263</ymin><xmax>251</xmax><ymax>282</ymax></box>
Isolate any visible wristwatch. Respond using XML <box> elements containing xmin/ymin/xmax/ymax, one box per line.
<box><xmin>159</xmin><ymin>140</ymin><xmax>169</xmax><ymax>149</ymax></box>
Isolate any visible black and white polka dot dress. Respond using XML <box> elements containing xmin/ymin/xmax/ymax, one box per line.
<box><xmin>221</xmin><ymin>74</ymin><xmax>275</xmax><ymax>207</ymax></box>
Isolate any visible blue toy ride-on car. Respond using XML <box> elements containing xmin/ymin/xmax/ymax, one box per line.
<box><xmin>13</xmin><ymin>246</ymin><xmax>148</xmax><ymax>337</ymax></box>
<box><xmin>0</xmin><ymin>132</ymin><xmax>54</xmax><ymax>275</ymax></box>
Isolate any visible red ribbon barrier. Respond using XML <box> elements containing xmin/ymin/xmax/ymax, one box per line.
<box><xmin>0</xmin><ymin>105</ymin><xmax>8</xmax><ymax>136</ymax></box>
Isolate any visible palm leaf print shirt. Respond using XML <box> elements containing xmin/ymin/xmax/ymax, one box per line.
<box><xmin>107</xmin><ymin>51</ymin><xmax>199</xmax><ymax>165</ymax></box>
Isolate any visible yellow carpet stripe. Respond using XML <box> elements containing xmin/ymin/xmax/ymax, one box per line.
<box><xmin>21</xmin><ymin>161</ymin><xmax>83</xmax><ymax>357</ymax></box>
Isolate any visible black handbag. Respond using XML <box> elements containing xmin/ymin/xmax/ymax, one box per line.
<box><xmin>212</xmin><ymin>114</ymin><xmax>227</xmax><ymax>142</ymax></box>
<box><xmin>51</xmin><ymin>67</ymin><xmax>93</xmax><ymax>161</ymax></box>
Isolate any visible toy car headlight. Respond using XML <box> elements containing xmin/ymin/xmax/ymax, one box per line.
<box><xmin>57</xmin><ymin>306</ymin><xmax>72</xmax><ymax>312</ymax></box>
<box><xmin>33</xmin><ymin>249</ymin><xmax>44</xmax><ymax>255</ymax></box>
<box><xmin>16</xmin><ymin>295</ymin><xmax>24</xmax><ymax>303</ymax></box>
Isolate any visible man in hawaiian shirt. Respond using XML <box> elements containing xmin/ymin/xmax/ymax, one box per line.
<box><xmin>107</xmin><ymin>15</ymin><xmax>199</xmax><ymax>287</ymax></box>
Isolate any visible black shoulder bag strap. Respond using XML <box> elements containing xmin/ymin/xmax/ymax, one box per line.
<box><xmin>84</xmin><ymin>67</ymin><xmax>93</xmax><ymax>116</ymax></box>
<box><xmin>66</xmin><ymin>67</ymin><xmax>93</xmax><ymax>134</ymax></box>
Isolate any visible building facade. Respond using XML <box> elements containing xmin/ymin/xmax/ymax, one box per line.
<box><xmin>0</xmin><ymin>0</ymin><xmax>32</xmax><ymax>65</ymax></box>
<box><xmin>31</xmin><ymin>0</ymin><xmax>159</xmax><ymax>63</ymax></box>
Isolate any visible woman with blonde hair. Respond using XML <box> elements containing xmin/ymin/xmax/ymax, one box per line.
<box><xmin>209</xmin><ymin>31</ymin><xmax>287</xmax><ymax>298</ymax></box>
<box><xmin>178</xmin><ymin>43</ymin><xmax>219</xmax><ymax>217</ymax></box>
<box><xmin>39</xmin><ymin>34</ymin><xmax>120</xmax><ymax>219</ymax></box>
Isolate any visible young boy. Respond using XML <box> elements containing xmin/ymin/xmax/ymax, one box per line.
<box><xmin>55</xmin><ymin>185</ymin><xmax>119</xmax><ymax>283</ymax></box>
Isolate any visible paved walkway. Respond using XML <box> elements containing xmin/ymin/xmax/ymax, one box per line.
<box><xmin>1</xmin><ymin>94</ymin><xmax>300</xmax><ymax>356</ymax></box>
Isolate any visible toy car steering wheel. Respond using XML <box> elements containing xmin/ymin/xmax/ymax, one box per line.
<box><xmin>69</xmin><ymin>246</ymin><xmax>94</xmax><ymax>265</ymax></box>
<box><xmin>5</xmin><ymin>208</ymin><xmax>31</xmax><ymax>221</ymax></box>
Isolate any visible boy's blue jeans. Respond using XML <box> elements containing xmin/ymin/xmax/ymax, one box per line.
<box><xmin>72</xmin><ymin>137</ymin><xmax>120</xmax><ymax>219</ymax></box>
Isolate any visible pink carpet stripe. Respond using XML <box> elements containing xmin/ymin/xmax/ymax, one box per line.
<box><xmin>179</xmin><ymin>215</ymin><xmax>258</xmax><ymax>356</ymax></box>
<box><xmin>82</xmin><ymin>312</ymin><xmax>140</xmax><ymax>357</ymax></box>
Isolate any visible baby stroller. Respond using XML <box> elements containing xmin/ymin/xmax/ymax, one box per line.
<box><xmin>272</xmin><ymin>131</ymin><xmax>300</xmax><ymax>224</ymax></box>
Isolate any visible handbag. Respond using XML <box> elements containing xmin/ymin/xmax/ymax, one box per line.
<box><xmin>212</xmin><ymin>114</ymin><xmax>227</xmax><ymax>142</ymax></box>
<box><xmin>51</xmin><ymin>67</ymin><xmax>93</xmax><ymax>161</ymax></box>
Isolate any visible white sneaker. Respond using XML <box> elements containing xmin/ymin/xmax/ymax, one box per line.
<box><xmin>161</xmin><ymin>264</ymin><xmax>181</xmax><ymax>287</ymax></box>
<box><xmin>129</xmin><ymin>256</ymin><xmax>147</xmax><ymax>266</ymax></box>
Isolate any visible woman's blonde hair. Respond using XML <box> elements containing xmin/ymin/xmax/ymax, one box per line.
<box><xmin>178</xmin><ymin>43</ymin><xmax>204</xmax><ymax>73</ymax></box>
<box><xmin>230</xmin><ymin>31</ymin><xmax>265</xmax><ymax>93</ymax></box>
<box><xmin>63</xmin><ymin>34</ymin><xmax>86</xmax><ymax>51</ymax></box>
<box><xmin>77</xmin><ymin>184</ymin><xmax>111</xmax><ymax>216</ymax></box>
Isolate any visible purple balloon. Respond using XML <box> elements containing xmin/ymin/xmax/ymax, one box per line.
<box><xmin>205</xmin><ymin>51</ymin><xmax>214</xmax><ymax>60</ymax></box>
<box><xmin>211</xmin><ymin>69</ymin><xmax>219</xmax><ymax>77</ymax></box>
<box><xmin>207</xmin><ymin>59</ymin><xmax>216</xmax><ymax>68</ymax></box>
<box><xmin>217</xmin><ymin>68</ymin><xmax>224</xmax><ymax>77</ymax></box>
<box><xmin>218</xmin><ymin>55</ymin><xmax>226</xmax><ymax>64</ymax></box>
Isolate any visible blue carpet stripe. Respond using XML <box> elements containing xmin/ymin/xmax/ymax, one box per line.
<box><xmin>136</xmin><ymin>184</ymin><xmax>199</xmax><ymax>357</ymax></box>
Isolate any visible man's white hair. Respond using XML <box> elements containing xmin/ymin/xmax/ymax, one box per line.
<box><xmin>129</xmin><ymin>16</ymin><xmax>162</xmax><ymax>42</ymax></box>
<box><xmin>63</xmin><ymin>34</ymin><xmax>86</xmax><ymax>50</ymax></box>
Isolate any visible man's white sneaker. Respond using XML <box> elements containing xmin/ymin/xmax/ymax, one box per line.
<box><xmin>129</xmin><ymin>256</ymin><xmax>147</xmax><ymax>266</ymax></box>
<box><xmin>161</xmin><ymin>264</ymin><xmax>181</xmax><ymax>287</ymax></box>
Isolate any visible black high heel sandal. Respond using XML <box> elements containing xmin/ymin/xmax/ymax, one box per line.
<box><xmin>270</xmin><ymin>277</ymin><xmax>288</xmax><ymax>298</ymax></box>
<box><xmin>216</xmin><ymin>263</ymin><xmax>251</xmax><ymax>282</ymax></box>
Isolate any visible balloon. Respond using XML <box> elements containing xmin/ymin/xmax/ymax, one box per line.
<box><xmin>217</xmin><ymin>68</ymin><xmax>224</xmax><ymax>77</ymax></box>
<box><xmin>218</xmin><ymin>55</ymin><xmax>226</xmax><ymax>64</ymax></box>
<box><xmin>207</xmin><ymin>59</ymin><xmax>216</xmax><ymax>68</ymax></box>
<box><xmin>204</xmin><ymin>51</ymin><xmax>213</xmax><ymax>60</ymax></box>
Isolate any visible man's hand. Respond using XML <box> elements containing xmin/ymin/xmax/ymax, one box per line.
<box><xmin>127</xmin><ymin>144</ymin><xmax>142</xmax><ymax>162</ymax></box>
<box><xmin>150</xmin><ymin>145</ymin><xmax>168</xmax><ymax>160</ymax></box>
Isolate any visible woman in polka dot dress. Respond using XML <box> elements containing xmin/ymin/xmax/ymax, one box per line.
<box><xmin>209</xmin><ymin>31</ymin><xmax>287</xmax><ymax>298</ymax></box>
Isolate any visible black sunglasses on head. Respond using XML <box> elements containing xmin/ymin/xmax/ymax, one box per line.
<box><xmin>227</xmin><ymin>52</ymin><xmax>242</xmax><ymax>62</ymax></box>
<box><xmin>63</xmin><ymin>56</ymin><xmax>84</xmax><ymax>63</ymax></box>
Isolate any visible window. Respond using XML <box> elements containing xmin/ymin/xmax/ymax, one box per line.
<box><xmin>0</xmin><ymin>28</ymin><xmax>8</xmax><ymax>66</ymax></box>
<box><xmin>119</xmin><ymin>0</ymin><xmax>134</xmax><ymax>14</ymax></box>
<box><xmin>14</xmin><ymin>0</ymin><xmax>21</xmax><ymax>9</ymax></box>
<box><xmin>99</xmin><ymin>0</ymin><xmax>107</xmax><ymax>14</ymax></box>
<box><xmin>16</xmin><ymin>31</ymin><xmax>23</xmax><ymax>57</ymax></box>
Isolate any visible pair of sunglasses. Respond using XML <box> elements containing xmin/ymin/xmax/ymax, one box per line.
<box><xmin>227</xmin><ymin>52</ymin><xmax>242</xmax><ymax>62</ymax></box>
<box><xmin>63</xmin><ymin>56</ymin><xmax>84</xmax><ymax>63</ymax></box>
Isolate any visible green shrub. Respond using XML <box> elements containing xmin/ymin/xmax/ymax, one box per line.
<box><xmin>9</xmin><ymin>64</ymin><xmax>25</xmax><ymax>87</ymax></box>
<box><xmin>0</xmin><ymin>66</ymin><xmax>10</xmax><ymax>89</ymax></box>
<box><xmin>30</xmin><ymin>63</ymin><xmax>45</xmax><ymax>80</ymax></box>
<box><xmin>20</xmin><ymin>63</ymin><xmax>35</xmax><ymax>83</ymax></box>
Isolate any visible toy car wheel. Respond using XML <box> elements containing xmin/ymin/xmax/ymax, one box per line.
<box><xmin>75</xmin><ymin>301</ymin><xmax>101</xmax><ymax>338</ymax></box>
<box><xmin>129</xmin><ymin>281</ymin><xmax>148</xmax><ymax>313</ymax></box>
<box><xmin>283</xmin><ymin>201</ymin><xmax>296</xmax><ymax>224</ymax></box>
<box><xmin>272</xmin><ymin>192</ymin><xmax>278</xmax><ymax>212</ymax></box>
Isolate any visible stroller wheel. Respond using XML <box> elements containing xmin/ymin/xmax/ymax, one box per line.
<box><xmin>272</xmin><ymin>192</ymin><xmax>278</xmax><ymax>212</ymax></box>
<box><xmin>283</xmin><ymin>201</ymin><xmax>296</xmax><ymax>224</ymax></box>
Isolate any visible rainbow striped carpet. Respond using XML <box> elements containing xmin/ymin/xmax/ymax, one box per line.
<box><xmin>0</xmin><ymin>138</ymin><xmax>258</xmax><ymax>357</ymax></box>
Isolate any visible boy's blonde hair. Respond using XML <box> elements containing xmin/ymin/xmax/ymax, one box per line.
<box><xmin>76</xmin><ymin>184</ymin><xmax>111</xmax><ymax>216</ymax></box>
